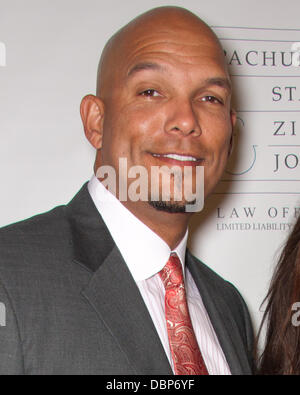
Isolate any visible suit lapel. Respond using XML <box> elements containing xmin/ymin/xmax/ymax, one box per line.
<box><xmin>186</xmin><ymin>251</ymin><xmax>252</xmax><ymax>375</ymax></box>
<box><xmin>67</xmin><ymin>184</ymin><xmax>172</xmax><ymax>375</ymax></box>
<box><xmin>67</xmin><ymin>184</ymin><xmax>251</xmax><ymax>375</ymax></box>
<box><xmin>81</xmin><ymin>246</ymin><xmax>172</xmax><ymax>375</ymax></box>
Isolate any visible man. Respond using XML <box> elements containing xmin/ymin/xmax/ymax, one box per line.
<box><xmin>0</xmin><ymin>6</ymin><xmax>254</xmax><ymax>375</ymax></box>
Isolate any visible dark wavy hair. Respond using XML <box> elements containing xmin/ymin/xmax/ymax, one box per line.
<box><xmin>257</xmin><ymin>215</ymin><xmax>300</xmax><ymax>374</ymax></box>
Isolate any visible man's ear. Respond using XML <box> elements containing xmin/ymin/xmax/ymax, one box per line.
<box><xmin>80</xmin><ymin>95</ymin><xmax>105</xmax><ymax>149</ymax></box>
<box><xmin>228</xmin><ymin>109</ymin><xmax>237</xmax><ymax>157</ymax></box>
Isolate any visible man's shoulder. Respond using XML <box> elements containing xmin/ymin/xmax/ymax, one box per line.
<box><xmin>0</xmin><ymin>205</ymin><xmax>72</xmax><ymax>274</ymax></box>
<box><xmin>0</xmin><ymin>182</ymin><xmax>90</xmax><ymax>254</ymax></box>
<box><xmin>0</xmin><ymin>205</ymin><xmax>69</xmax><ymax>246</ymax></box>
<box><xmin>0</xmin><ymin>195</ymin><xmax>92</xmax><ymax>311</ymax></box>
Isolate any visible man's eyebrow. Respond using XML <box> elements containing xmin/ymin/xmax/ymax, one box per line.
<box><xmin>127</xmin><ymin>64</ymin><xmax>232</xmax><ymax>93</ymax></box>
<box><xmin>203</xmin><ymin>77</ymin><xmax>232</xmax><ymax>93</ymax></box>
<box><xmin>127</xmin><ymin>62</ymin><xmax>166</xmax><ymax>77</ymax></box>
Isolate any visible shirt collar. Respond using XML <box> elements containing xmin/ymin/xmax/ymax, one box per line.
<box><xmin>88</xmin><ymin>175</ymin><xmax>188</xmax><ymax>282</ymax></box>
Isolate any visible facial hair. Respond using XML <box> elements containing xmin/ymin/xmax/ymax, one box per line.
<box><xmin>148</xmin><ymin>199</ymin><xmax>196</xmax><ymax>214</ymax></box>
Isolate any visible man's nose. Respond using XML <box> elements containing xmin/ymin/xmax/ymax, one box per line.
<box><xmin>165</xmin><ymin>98</ymin><xmax>201</xmax><ymax>137</ymax></box>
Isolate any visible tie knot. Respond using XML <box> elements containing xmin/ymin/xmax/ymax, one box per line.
<box><xmin>159</xmin><ymin>253</ymin><xmax>184</xmax><ymax>290</ymax></box>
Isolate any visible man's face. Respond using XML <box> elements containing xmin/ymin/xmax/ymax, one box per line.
<box><xmin>98</xmin><ymin>28</ymin><xmax>235</xmax><ymax>211</ymax></box>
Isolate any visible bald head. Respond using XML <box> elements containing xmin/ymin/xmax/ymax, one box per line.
<box><xmin>96</xmin><ymin>6</ymin><xmax>226</xmax><ymax>97</ymax></box>
<box><xmin>80</xmin><ymin>4</ymin><xmax>236</xmax><ymax>235</ymax></box>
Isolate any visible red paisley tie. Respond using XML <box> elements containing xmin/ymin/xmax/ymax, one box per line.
<box><xmin>159</xmin><ymin>253</ymin><xmax>209</xmax><ymax>375</ymax></box>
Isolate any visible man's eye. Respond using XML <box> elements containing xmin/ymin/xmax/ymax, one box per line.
<box><xmin>140</xmin><ymin>89</ymin><xmax>160</xmax><ymax>97</ymax></box>
<box><xmin>202</xmin><ymin>96</ymin><xmax>223</xmax><ymax>104</ymax></box>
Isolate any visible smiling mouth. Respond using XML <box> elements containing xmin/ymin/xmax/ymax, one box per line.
<box><xmin>151</xmin><ymin>153</ymin><xmax>204</xmax><ymax>164</ymax></box>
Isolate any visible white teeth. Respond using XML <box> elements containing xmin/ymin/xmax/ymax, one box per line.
<box><xmin>153</xmin><ymin>153</ymin><xmax>198</xmax><ymax>162</ymax></box>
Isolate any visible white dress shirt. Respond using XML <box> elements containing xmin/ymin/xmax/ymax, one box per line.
<box><xmin>88</xmin><ymin>175</ymin><xmax>231</xmax><ymax>375</ymax></box>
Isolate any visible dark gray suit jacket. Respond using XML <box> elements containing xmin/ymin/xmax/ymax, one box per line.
<box><xmin>0</xmin><ymin>183</ymin><xmax>254</xmax><ymax>375</ymax></box>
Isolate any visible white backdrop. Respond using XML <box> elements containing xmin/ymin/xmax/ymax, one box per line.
<box><xmin>1</xmin><ymin>0</ymin><xmax>299</xmax><ymax>337</ymax></box>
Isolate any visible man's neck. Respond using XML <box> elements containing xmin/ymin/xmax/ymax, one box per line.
<box><xmin>121</xmin><ymin>200</ymin><xmax>190</xmax><ymax>250</ymax></box>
